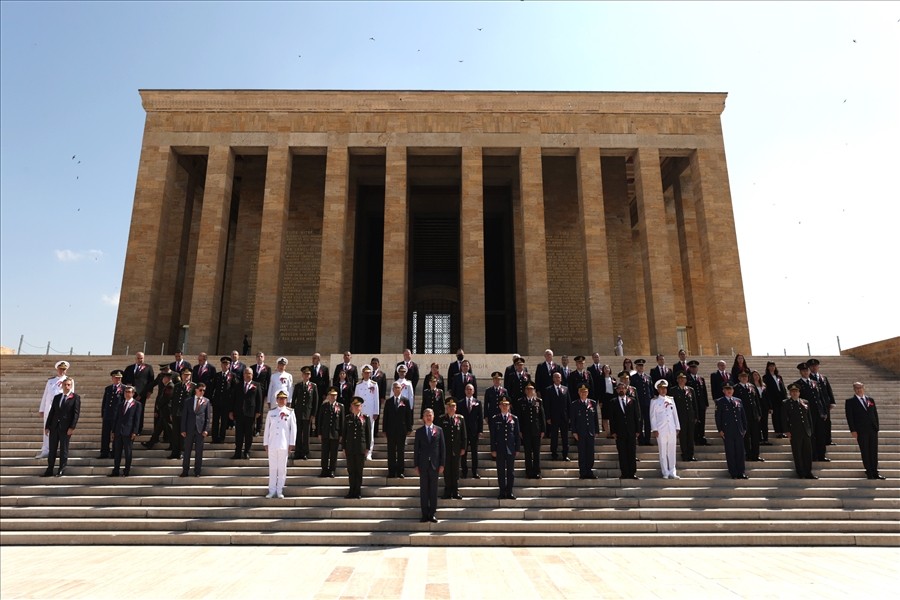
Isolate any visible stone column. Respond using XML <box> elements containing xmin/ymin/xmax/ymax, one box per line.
<box><xmin>517</xmin><ymin>146</ymin><xmax>551</xmax><ymax>354</ymax></box>
<box><xmin>381</xmin><ymin>146</ymin><xmax>408</xmax><ymax>352</ymax></box>
<box><xmin>673</xmin><ymin>172</ymin><xmax>712</xmax><ymax>354</ymax></box>
<box><xmin>315</xmin><ymin>146</ymin><xmax>350</xmax><ymax>352</ymax></box>
<box><xmin>689</xmin><ymin>147</ymin><xmax>751</xmax><ymax>352</ymax></box>
<box><xmin>577</xmin><ymin>147</ymin><xmax>614</xmax><ymax>351</ymax></box>
<box><xmin>460</xmin><ymin>146</ymin><xmax>486</xmax><ymax>352</ymax></box>
<box><xmin>251</xmin><ymin>146</ymin><xmax>293</xmax><ymax>354</ymax></box>
<box><xmin>632</xmin><ymin>147</ymin><xmax>678</xmax><ymax>354</ymax></box>
<box><xmin>187</xmin><ymin>145</ymin><xmax>235</xmax><ymax>353</ymax></box>
<box><xmin>113</xmin><ymin>145</ymin><xmax>178</xmax><ymax>354</ymax></box>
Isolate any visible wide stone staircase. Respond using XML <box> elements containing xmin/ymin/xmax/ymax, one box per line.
<box><xmin>1</xmin><ymin>354</ymin><xmax>898</xmax><ymax>546</ymax></box>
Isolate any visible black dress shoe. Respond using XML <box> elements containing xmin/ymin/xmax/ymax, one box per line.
<box><xmin>535</xmin><ymin>474</ymin><xmax>542</xmax><ymax>479</ymax></box>
<box><xmin>563</xmin><ymin>456</ymin><xmax>571</xmax><ymax>462</ymax></box>
<box><xmin>110</xmin><ymin>470</ymin><xmax>120</xmax><ymax>477</ymax></box>
<box><xmin>397</xmin><ymin>473</ymin><xmax>405</xmax><ymax>479</ymax></box>
<box><xmin>739</xmin><ymin>475</ymin><xmax>749</xmax><ymax>479</ymax></box>
<box><xmin>420</xmin><ymin>517</ymin><xmax>429</xmax><ymax>523</ymax></box>
<box><xmin>828</xmin><ymin>442</ymin><xmax>837</xmax><ymax>446</ymax></box>
<box><xmin>179</xmin><ymin>472</ymin><xmax>189</xmax><ymax>478</ymax></box>
<box><xmin>453</xmin><ymin>493</ymin><xmax>463</xmax><ymax>500</ymax></box>
<box><xmin>429</xmin><ymin>516</ymin><xmax>438</xmax><ymax>523</ymax></box>
<box><xmin>345</xmin><ymin>494</ymin><xmax>355</xmax><ymax>499</ymax></box>
<box><xmin>231</xmin><ymin>454</ymin><xmax>241</xmax><ymax>459</ymax></box>
<box><xmin>689</xmin><ymin>458</ymin><xmax>698</xmax><ymax>462</ymax></box>
<box><xmin>328</xmin><ymin>472</ymin><xmax>335</xmax><ymax>478</ymax></box>
<box><xmin>820</xmin><ymin>457</ymin><xmax>831</xmax><ymax>462</ymax></box>
<box><xmin>875</xmin><ymin>474</ymin><xmax>886</xmax><ymax>480</ymax></box>
<box><xmin>498</xmin><ymin>494</ymin><xmax>506</xmax><ymax>500</ymax></box>
<box><xmin>473</xmin><ymin>473</ymin><xmax>481</xmax><ymax>479</ymax></box>
<box><xmin>122</xmin><ymin>470</ymin><xmax>130</xmax><ymax>477</ymax></box>
<box><xmin>99</xmin><ymin>453</ymin><xmax>110</xmax><ymax>458</ymax></box>
<box><xmin>441</xmin><ymin>494</ymin><xmax>452</xmax><ymax>500</ymax></box>
<box><xmin>318</xmin><ymin>472</ymin><xmax>328</xmax><ymax>478</ymax></box>
<box><xmin>805</xmin><ymin>475</ymin><xmax>819</xmax><ymax>479</ymax></box>
<box><xmin>55</xmin><ymin>468</ymin><xmax>65</xmax><ymax>477</ymax></box>
<box><xmin>507</xmin><ymin>494</ymin><xmax>517</xmax><ymax>500</ymax></box>
<box><xmin>631</xmin><ymin>476</ymin><xmax>641</xmax><ymax>480</ymax></box>
<box><xmin>551</xmin><ymin>454</ymin><xmax>559</xmax><ymax>460</ymax></box>
<box><xmin>242</xmin><ymin>453</ymin><xmax>250</xmax><ymax>459</ymax></box>
<box><xmin>41</xmin><ymin>469</ymin><xmax>53</xmax><ymax>477</ymax></box>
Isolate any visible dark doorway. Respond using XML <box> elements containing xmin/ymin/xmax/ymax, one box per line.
<box><xmin>350</xmin><ymin>184</ymin><xmax>385</xmax><ymax>353</ymax></box>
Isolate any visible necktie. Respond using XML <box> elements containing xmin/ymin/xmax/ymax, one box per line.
<box><xmin>245</xmin><ymin>383</ymin><xmax>250</xmax><ymax>393</ymax></box>
<box><xmin>620</xmin><ymin>397</ymin><xmax>626</xmax><ymax>412</ymax></box>
<box><xmin>427</xmin><ymin>426</ymin><xmax>433</xmax><ymax>440</ymax></box>
<box><xmin>860</xmin><ymin>397</ymin><xmax>867</xmax><ymax>409</ymax></box>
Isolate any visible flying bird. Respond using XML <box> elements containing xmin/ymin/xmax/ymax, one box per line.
<box><xmin>71</xmin><ymin>155</ymin><xmax>75</xmax><ymax>160</ymax></box>
<box><xmin>477</xmin><ymin>28</ymin><xmax>482</xmax><ymax>31</ymax></box>
<box><xmin>369</xmin><ymin>37</ymin><xmax>375</xmax><ymax>41</ymax></box>
<box><xmin>458</xmin><ymin>60</ymin><xmax>464</xmax><ymax>63</ymax></box>
<box><xmin>852</xmin><ymin>39</ymin><xmax>856</xmax><ymax>43</ymax></box>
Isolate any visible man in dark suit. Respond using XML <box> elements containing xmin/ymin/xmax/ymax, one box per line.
<box><xmin>630</xmin><ymin>359</ymin><xmax>654</xmax><ymax>445</ymax></box>
<box><xmin>342</xmin><ymin>398</ymin><xmax>371</xmax><ymax>499</ymax></box>
<box><xmin>169</xmin><ymin>350</ymin><xmax>191</xmax><ymax>376</ymax></box>
<box><xmin>535</xmin><ymin>349</ymin><xmax>561</xmax><ymax>397</ymax></box>
<box><xmin>210</xmin><ymin>356</ymin><xmax>236</xmax><ymax>444</ymax></box>
<box><xmin>450</xmin><ymin>359</ymin><xmax>477</xmax><ymax>401</ymax></box>
<box><xmin>308</xmin><ymin>352</ymin><xmax>330</xmax><ymax>400</ymax></box>
<box><xmin>122</xmin><ymin>352</ymin><xmax>154</xmax><ymax>434</ymax></box>
<box><xmin>807</xmin><ymin>359</ymin><xmax>836</xmax><ymax>445</ymax></box>
<box><xmin>447</xmin><ymin>348</ymin><xmax>466</xmax><ymax>383</ymax></box>
<box><xmin>672</xmin><ymin>349</ymin><xmax>690</xmax><ymax>379</ymax></box>
<box><xmin>382</xmin><ymin>381</ymin><xmax>413</xmax><ymax>478</ymax></box>
<box><xmin>100</xmin><ymin>369</ymin><xmax>124</xmax><ymax>458</ymax></box>
<box><xmin>490</xmin><ymin>398</ymin><xmax>520</xmax><ymax>499</ymax></box>
<box><xmin>846</xmin><ymin>382</ymin><xmax>884</xmax><ymax>480</ymax></box>
<box><xmin>369</xmin><ymin>358</ymin><xmax>388</xmax><ymax>411</ymax></box>
<box><xmin>482</xmin><ymin>371</ymin><xmax>509</xmax><ymax>421</ymax></box>
<box><xmin>191</xmin><ymin>353</ymin><xmax>217</xmax><ymax>391</ymax></box>
<box><xmin>650</xmin><ymin>354</ymin><xmax>675</xmax><ymax>388</ymax></box>
<box><xmin>43</xmin><ymin>376</ymin><xmax>80</xmax><ymax>477</ymax></box>
<box><xmin>517</xmin><ymin>382</ymin><xmax>546</xmax><ymax>478</ymax></box>
<box><xmin>710</xmin><ymin>360</ymin><xmax>730</xmax><ymax>400</ymax></box>
<box><xmin>316</xmin><ymin>388</ymin><xmax>344</xmax><ymax>477</ymax></box>
<box><xmin>570</xmin><ymin>384</ymin><xmax>600</xmax><ymax>479</ymax></box>
<box><xmin>437</xmin><ymin>400</ymin><xmax>467</xmax><ymax>500</ymax></box>
<box><xmin>687</xmin><ymin>361</ymin><xmax>710</xmax><ymax>446</ymax></box>
<box><xmin>544</xmin><ymin>371</ymin><xmax>571</xmax><ymax>461</ymax></box>
<box><xmin>794</xmin><ymin>362</ymin><xmax>829</xmax><ymax>462</ymax></box>
<box><xmin>505</xmin><ymin>357</ymin><xmax>532</xmax><ymax>407</ymax></box>
<box><xmin>734</xmin><ymin>370</ymin><xmax>764</xmax><ymax>462</ymax></box>
<box><xmin>110</xmin><ymin>385</ymin><xmax>142</xmax><ymax>477</ymax></box>
<box><xmin>230</xmin><ymin>367</ymin><xmax>263</xmax><ymax>459</ymax></box>
<box><xmin>715</xmin><ymin>383</ymin><xmax>748</xmax><ymax>479</ymax></box>
<box><xmin>229</xmin><ymin>350</ymin><xmax>246</xmax><ymax>378</ymax></box>
<box><xmin>251</xmin><ymin>352</ymin><xmax>271</xmax><ymax>436</ymax></box>
<box><xmin>609</xmin><ymin>381</ymin><xmax>641</xmax><ymax>479</ymax></box>
<box><xmin>395</xmin><ymin>349</ymin><xmax>420</xmax><ymax>394</ymax></box>
<box><xmin>180</xmin><ymin>382</ymin><xmax>212</xmax><ymax>477</ymax></box>
<box><xmin>783</xmin><ymin>384</ymin><xmax>815</xmax><ymax>479</ymax></box>
<box><xmin>414</xmin><ymin>408</ymin><xmax>446</xmax><ymax>522</ymax></box>
<box><xmin>291</xmin><ymin>367</ymin><xmax>318</xmax><ymax>460</ymax></box>
<box><xmin>457</xmin><ymin>384</ymin><xmax>484</xmax><ymax>479</ymax></box>
<box><xmin>332</xmin><ymin>350</ymin><xmax>359</xmax><ymax>389</ymax></box>
<box><xmin>587</xmin><ymin>352</ymin><xmax>605</xmax><ymax>398</ymax></box>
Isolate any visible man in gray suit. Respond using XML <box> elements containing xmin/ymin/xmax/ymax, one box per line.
<box><xmin>414</xmin><ymin>408</ymin><xmax>446</xmax><ymax>523</ymax></box>
<box><xmin>181</xmin><ymin>382</ymin><xmax>212</xmax><ymax>477</ymax></box>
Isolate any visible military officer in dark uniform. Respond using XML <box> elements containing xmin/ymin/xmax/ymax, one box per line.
<box><xmin>686</xmin><ymin>360</ymin><xmax>710</xmax><ymax>445</ymax></box>
<box><xmin>142</xmin><ymin>369</ymin><xmax>174</xmax><ymax>450</ymax></box>
<box><xmin>516</xmin><ymin>382</ymin><xmax>546</xmax><ymax>479</ymax></box>
<box><xmin>342</xmin><ymin>397</ymin><xmax>371</xmax><ymax>499</ymax></box>
<box><xmin>672</xmin><ymin>372</ymin><xmax>697</xmax><ymax>462</ymax></box>
<box><xmin>420</xmin><ymin>376</ymin><xmax>445</xmax><ymax>419</ymax></box>
<box><xmin>291</xmin><ymin>367</ymin><xmax>318</xmax><ymax>460</ymax></box>
<box><xmin>167</xmin><ymin>368</ymin><xmax>194</xmax><ymax>460</ymax></box>
<box><xmin>210</xmin><ymin>356</ymin><xmax>237</xmax><ymax>444</ymax></box>
<box><xmin>630</xmin><ymin>359</ymin><xmax>654</xmax><ymax>445</ymax></box>
<box><xmin>609</xmin><ymin>381</ymin><xmax>641</xmax><ymax>479</ymax></box>
<box><xmin>794</xmin><ymin>362</ymin><xmax>829</xmax><ymax>462</ymax></box>
<box><xmin>715</xmin><ymin>383</ymin><xmax>748</xmax><ymax>479</ymax></box>
<box><xmin>570</xmin><ymin>384</ymin><xmax>600</xmax><ymax>479</ymax></box>
<box><xmin>566</xmin><ymin>356</ymin><xmax>593</xmax><ymax>405</ymax></box>
<box><xmin>457</xmin><ymin>384</ymin><xmax>484</xmax><ymax>479</ymax></box>
<box><xmin>783</xmin><ymin>384</ymin><xmax>816</xmax><ymax>479</ymax></box>
<box><xmin>437</xmin><ymin>399</ymin><xmax>467</xmax><ymax>499</ymax></box>
<box><xmin>483</xmin><ymin>371</ymin><xmax>509</xmax><ymax>421</ymax></box>
<box><xmin>490</xmin><ymin>398</ymin><xmax>520</xmax><ymax>499</ymax></box>
<box><xmin>504</xmin><ymin>357</ymin><xmax>532</xmax><ymax>407</ymax></box>
<box><xmin>807</xmin><ymin>359</ymin><xmax>835</xmax><ymax>445</ymax></box>
<box><xmin>734</xmin><ymin>371</ymin><xmax>764</xmax><ymax>462</ymax></box>
<box><xmin>316</xmin><ymin>388</ymin><xmax>344</xmax><ymax>477</ymax></box>
<box><xmin>544</xmin><ymin>371</ymin><xmax>571</xmax><ymax>461</ymax></box>
<box><xmin>100</xmin><ymin>369</ymin><xmax>124</xmax><ymax>458</ymax></box>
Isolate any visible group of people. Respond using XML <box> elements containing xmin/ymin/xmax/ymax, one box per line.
<box><xmin>37</xmin><ymin>348</ymin><xmax>886</xmax><ymax>523</ymax></box>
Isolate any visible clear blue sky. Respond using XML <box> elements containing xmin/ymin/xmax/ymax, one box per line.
<box><xmin>1</xmin><ymin>1</ymin><xmax>898</xmax><ymax>357</ymax></box>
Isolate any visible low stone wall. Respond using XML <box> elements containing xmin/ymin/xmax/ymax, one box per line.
<box><xmin>842</xmin><ymin>337</ymin><xmax>900</xmax><ymax>377</ymax></box>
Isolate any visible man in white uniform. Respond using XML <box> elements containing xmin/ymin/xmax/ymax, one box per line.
<box><xmin>267</xmin><ymin>357</ymin><xmax>293</xmax><ymax>409</ymax></box>
<box><xmin>650</xmin><ymin>379</ymin><xmax>681</xmax><ymax>479</ymax></box>
<box><xmin>37</xmin><ymin>361</ymin><xmax>73</xmax><ymax>458</ymax></box>
<box><xmin>264</xmin><ymin>390</ymin><xmax>296</xmax><ymax>499</ymax></box>
<box><xmin>354</xmin><ymin>365</ymin><xmax>380</xmax><ymax>460</ymax></box>
<box><xmin>394</xmin><ymin>364</ymin><xmax>415</xmax><ymax>412</ymax></box>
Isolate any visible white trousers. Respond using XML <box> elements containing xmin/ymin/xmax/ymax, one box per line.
<box><xmin>657</xmin><ymin>430</ymin><xmax>677</xmax><ymax>477</ymax></box>
<box><xmin>362</xmin><ymin>411</ymin><xmax>376</xmax><ymax>452</ymax></box>
<box><xmin>268</xmin><ymin>448</ymin><xmax>289</xmax><ymax>494</ymax></box>
<box><xmin>41</xmin><ymin>412</ymin><xmax>50</xmax><ymax>454</ymax></box>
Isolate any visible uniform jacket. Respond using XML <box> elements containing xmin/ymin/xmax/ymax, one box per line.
<box><xmin>489</xmin><ymin>412</ymin><xmax>520</xmax><ymax>455</ymax></box>
<box><xmin>671</xmin><ymin>386</ymin><xmax>697</xmax><ymax>424</ymax></box>
<box><xmin>543</xmin><ymin>383</ymin><xmax>570</xmax><ymax>424</ymax></box>
<box><xmin>649</xmin><ymin>395</ymin><xmax>681</xmax><ymax>435</ymax></box>
<box><xmin>292</xmin><ymin>379</ymin><xmax>319</xmax><ymax>421</ymax></box>
<box><xmin>687</xmin><ymin>373</ymin><xmax>709</xmax><ymax>409</ymax></box>
<box><xmin>413</xmin><ymin>424</ymin><xmax>446</xmax><ymax>471</ymax></box>
<box><xmin>715</xmin><ymin>396</ymin><xmax>748</xmax><ymax>437</ymax></box>
<box><xmin>516</xmin><ymin>396</ymin><xmax>546</xmax><ymax>438</ymax></box>
<box><xmin>382</xmin><ymin>395</ymin><xmax>413</xmax><ymax>437</ymax></box>
<box><xmin>353</xmin><ymin>379</ymin><xmax>380</xmax><ymax>417</ymax></box>
<box><xmin>232</xmin><ymin>380</ymin><xmax>263</xmax><ymax>418</ymax></box>
<box><xmin>570</xmin><ymin>398</ymin><xmax>600</xmax><ymax>438</ymax></box>
<box><xmin>46</xmin><ymin>393</ymin><xmax>80</xmax><ymax>431</ymax></box>
<box><xmin>505</xmin><ymin>370</ymin><xmax>532</xmax><ymax>404</ymax></box>
<box><xmin>608</xmin><ymin>394</ymin><xmax>641</xmax><ymax>438</ymax></box>
<box><xmin>264</xmin><ymin>406</ymin><xmax>297</xmax><ymax>450</ymax></box>
<box><xmin>845</xmin><ymin>395</ymin><xmax>879</xmax><ymax>435</ymax></box>
<box><xmin>395</xmin><ymin>360</ymin><xmax>420</xmax><ymax>392</ymax></box>
<box><xmin>629</xmin><ymin>371</ymin><xmax>653</xmax><ymax>405</ymax></box>
<box><xmin>342</xmin><ymin>413</ymin><xmax>371</xmax><ymax>455</ymax></box>
<box><xmin>316</xmin><ymin>400</ymin><xmax>345</xmax><ymax>440</ymax></box>
<box><xmin>102</xmin><ymin>383</ymin><xmax>124</xmax><ymax>421</ymax></box>
<box><xmin>307</xmin><ymin>362</ymin><xmax>329</xmax><ymax>399</ymax></box>
<box><xmin>456</xmin><ymin>396</ymin><xmax>484</xmax><ymax>436</ymax></box>
<box><xmin>783</xmin><ymin>397</ymin><xmax>812</xmax><ymax>438</ymax></box>
<box><xmin>112</xmin><ymin>398</ymin><xmax>142</xmax><ymax>438</ymax></box>
<box><xmin>420</xmin><ymin>387</ymin><xmax>445</xmax><ymax>418</ymax></box>
<box><xmin>483</xmin><ymin>385</ymin><xmax>509</xmax><ymax>420</ymax></box>
<box><xmin>436</xmin><ymin>413</ymin><xmax>467</xmax><ymax>454</ymax></box>
<box><xmin>123</xmin><ymin>363</ymin><xmax>155</xmax><ymax>399</ymax></box>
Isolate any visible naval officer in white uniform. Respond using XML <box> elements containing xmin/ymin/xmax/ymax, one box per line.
<box><xmin>650</xmin><ymin>379</ymin><xmax>681</xmax><ymax>479</ymax></box>
<box><xmin>264</xmin><ymin>390</ymin><xmax>296</xmax><ymax>498</ymax></box>
<box><xmin>354</xmin><ymin>365</ymin><xmax>380</xmax><ymax>460</ymax></box>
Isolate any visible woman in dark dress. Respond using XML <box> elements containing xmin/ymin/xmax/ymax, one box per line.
<box><xmin>762</xmin><ymin>361</ymin><xmax>788</xmax><ymax>438</ymax></box>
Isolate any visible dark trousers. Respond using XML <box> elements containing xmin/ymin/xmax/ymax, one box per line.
<box><xmin>812</xmin><ymin>416</ymin><xmax>828</xmax><ymax>460</ymax></box>
<box><xmin>723</xmin><ymin>432</ymin><xmax>746</xmax><ymax>477</ymax></box>
<box><xmin>790</xmin><ymin>434</ymin><xmax>812</xmax><ymax>477</ymax></box>
<box><xmin>113</xmin><ymin>436</ymin><xmax>134</xmax><ymax>473</ymax></box>
<box><xmin>744</xmin><ymin>415</ymin><xmax>761</xmax><ymax>460</ymax></box>
<box><xmin>182</xmin><ymin>430</ymin><xmax>205</xmax><ymax>475</ymax></box>
<box><xmin>387</xmin><ymin>433</ymin><xmax>406</xmax><ymax>476</ymax></box>
<box><xmin>419</xmin><ymin>465</ymin><xmax>439</xmax><ymax>518</ymax></box>
<box><xmin>100</xmin><ymin>418</ymin><xmax>113</xmax><ymax>457</ymax></box>
<box><xmin>679</xmin><ymin>419</ymin><xmax>696</xmax><ymax>460</ymax></box>
<box><xmin>824</xmin><ymin>407</ymin><xmax>834</xmax><ymax>444</ymax></box>
<box><xmin>444</xmin><ymin>452</ymin><xmax>461</xmax><ymax>495</ymax></box>
<box><xmin>147</xmin><ymin>410</ymin><xmax>170</xmax><ymax>446</ymax></box>
<box><xmin>523</xmin><ymin>434</ymin><xmax>542</xmax><ymax>476</ymax></box>
<box><xmin>771</xmin><ymin>402</ymin><xmax>785</xmax><ymax>434</ymax></box>
<box><xmin>639</xmin><ymin>398</ymin><xmax>652</xmax><ymax>443</ymax></box>
<box><xmin>857</xmin><ymin>431</ymin><xmax>879</xmax><ymax>476</ymax></box>
<box><xmin>576</xmin><ymin>434</ymin><xmax>596</xmax><ymax>477</ymax></box>
<box><xmin>294</xmin><ymin>419</ymin><xmax>311</xmax><ymax>459</ymax></box>
<box><xmin>461</xmin><ymin>435</ymin><xmax>479</xmax><ymax>477</ymax></box>
<box><xmin>167</xmin><ymin>419</ymin><xmax>183</xmax><ymax>455</ymax></box>
<box><xmin>758</xmin><ymin>399</ymin><xmax>771</xmax><ymax>441</ymax></box>
<box><xmin>320</xmin><ymin>437</ymin><xmax>338</xmax><ymax>474</ymax></box>
<box><xmin>136</xmin><ymin>397</ymin><xmax>146</xmax><ymax>433</ymax></box>
<box><xmin>211</xmin><ymin>400</ymin><xmax>228</xmax><ymax>443</ymax></box>
<box><xmin>548</xmin><ymin>419</ymin><xmax>569</xmax><ymax>457</ymax></box>
<box><xmin>615</xmin><ymin>434</ymin><xmax>637</xmax><ymax>478</ymax></box>
<box><xmin>47</xmin><ymin>428</ymin><xmax>71</xmax><ymax>471</ymax></box>
<box><xmin>495</xmin><ymin>453</ymin><xmax>515</xmax><ymax>497</ymax></box>
<box><xmin>695</xmin><ymin>405</ymin><xmax>708</xmax><ymax>443</ymax></box>
<box><xmin>346</xmin><ymin>451</ymin><xmax>365</xmax><ymax>496</ymax></box>
<box><xmin>234</xmin><ymin>415</ymin><xmax>255</xmax><ymax>456</ymax></box>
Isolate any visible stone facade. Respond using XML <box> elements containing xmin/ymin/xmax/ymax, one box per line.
<box><xmin>113</xmin><ymin>90</ymin><xmax>751</xmax><ymax>357</ymax></box>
